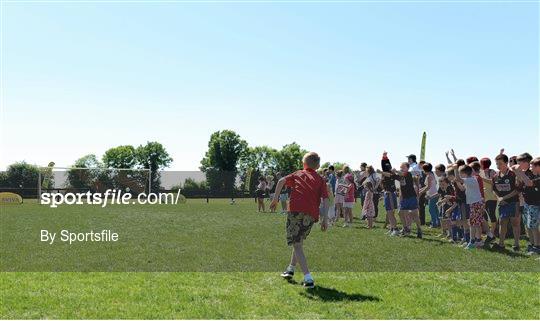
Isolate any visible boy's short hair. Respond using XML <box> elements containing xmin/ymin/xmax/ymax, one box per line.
<box><xmin>435</xmin><ymin>164</ymin><xmax>446</xmax><ymax>172</ymax></box>
<box><xmin>422</xmin><ymin>163</ymin><xmax>433</xmax><ymax>172</ymax></box>
<box><xmin>336</xmin><ymin>170</ymin><xmax>343</xmax><ymax>178</ymax></box>
<box><xmin>456</xmin><ymin>159</ymin><xmax>466</xmax><ymax>167</ymax></box>
<box><xmin>401</xmin><ymin>162</ymin><xmax>410</xmax><ymax>168</ymax></box>
<box><xmin>360</xmin><ymin>162</ymin><xmax>367</xmax><ymax>168</ymax></box>
<box><xmin>495</xmin><ymin>154</ymin><xmax>509</xmax><ymax>163</ymax></box>
<box><xmin>480</xmin><ymin>157</ymin><xmax>491</xmax><ymax>169</ymax></box>
<box><xmin>510</xmin><ymin>156</ymin><xmax>517</xmax><ymax>165</ymax></box>
<box><xmin>516</xmin><ymin>153</ymin><xmax>533</xmax><ymax>163</ymax></box>
<box><xmin>532</xmin><ymin>157</ymin><xmax>540</xmax><ymax>167</ymax></box>
<box><xmin>470</xmin><ymin>161</ymin><xmax>481</xmax><ymax>172</ymax></box>
<box><xmin>459</xmin><ymin>165</ymin><xmax>473</xmax><ymax>176</ymax></box>
<box><xmin>466</xmin><ymin>156</ymin><xmax>478</xmax><ymax>165</ymax></box>
<box><xmin>302</xmin><ymin>152</ymin><xmax>320</xmax><ymax>169</ymax></box>
<box><xmin>328</xmin><ymin>165</ymin><xmax>335</xmax><ymax>171</ymax></box>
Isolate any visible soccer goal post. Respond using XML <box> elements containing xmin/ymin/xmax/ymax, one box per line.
<box><xmin>37</xmin><ymin>167</ymin><xmax>152</xmax><ymax>204</ymax></box>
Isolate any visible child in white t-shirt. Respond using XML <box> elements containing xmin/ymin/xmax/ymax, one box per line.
<box><xmin>453</xmin><ymin>164</ymin><xmax>485</xmax><ymax>249</ymax></box>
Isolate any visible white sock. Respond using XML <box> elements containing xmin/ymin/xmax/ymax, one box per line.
<box><xmin>304</xmin><ymin>273</ymin><xmax>313</xmax><ymax>281</ymax></box>
<box><xmin>287</xmin><ymin>264</ymin><xmax>295</xmax><ymax>272</ymax></box>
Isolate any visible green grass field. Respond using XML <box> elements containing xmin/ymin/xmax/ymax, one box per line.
<box><xmin>1</xmin><ymin>199</ymin><xmax>539</xmax><ymax>319</ymax></box>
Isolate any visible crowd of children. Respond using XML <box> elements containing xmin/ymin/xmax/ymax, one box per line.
<box><xmin>261</xmin><ymin>150</ymin><xmax>540</xmax><ymax>255</ymax></box>
<box><xmin>264</xmin><ymin>150</ymin><xmax>539</xmax><ymax>289</ymax></box>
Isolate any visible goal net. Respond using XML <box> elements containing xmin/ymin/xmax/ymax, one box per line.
<box><xmin>38</xmin><ymin>167</ymin><xmax>151</xmax><ymax>203</ymax></box>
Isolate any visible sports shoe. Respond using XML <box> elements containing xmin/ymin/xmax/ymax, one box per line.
<box><xmin>475</xmin><ymin>241</ymin><xmax>485</xmax><ymax>248</ymax></box>
<box><xmin>400</xmin><ymin>228</ymin><xmax>411</xmax><ymax>236</ymax></box>
<box><xmin>512</xmin><ymin>245</ymin><xmax>520</xmax><ymax>253</ymax></box>
<box><xmin>465</xmin><ymin>242</ymin><xmax>476</xmax><ymax>249</ymax></box>
<box><xmin>491</xmin><ymin>243</ymin><xmax>505</xmax><ymax>251</ymax></box>
<box><xmin>302</xmin><ymin>279</ymin><xmax>315</xmax><ymax>289</ymax></box>
<box><xmin>526</xmin><ymin>247</ymin><xmax>537</xmax><ymax>256</ymax></box>
<box><xmin>484</xmin><ymin>235</ymin><xmax>495</xmax><ymax>244</ymax></box>
<box><xmin>280</xmin><ymin>270</ymin><xmax>294</xmax><ymax>280</ymax></box>
<box><xmin>391</xmin><ymin>229</ymin><xmax>400</xmax><ymax>236</ymax></box>
<box><xmin>417</xmin><ymin>230</ymin><xmax>423</xmax><ymax>239</ymax></box>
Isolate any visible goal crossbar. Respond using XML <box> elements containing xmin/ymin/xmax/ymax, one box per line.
<box><xmin>38</xmin><ymin>167</ymin><xmax>152</xmax><ymax>204</ymax></box>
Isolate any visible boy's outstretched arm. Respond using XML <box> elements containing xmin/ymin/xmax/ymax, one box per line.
<box><xmin>270</xmin><ymin>177</ymin><xmax>286</xmax><ymax>211</ymax></box>
<box><xmin>445</xmin><ymin>151</ymin><xmax>452</xmax><ymax>164</ymax></box>
<box><xmin>450</xmin><ymin>149</ymin><xmax>458</xmax><ymax>162</ymax></box>
<box><xmin>511</xmin><ymin>164</ymin><xmax>533</xmax><ymax>187</ymax></box>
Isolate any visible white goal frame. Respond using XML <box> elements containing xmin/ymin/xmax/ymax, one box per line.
<box><xmin>37</xmin><ymin>167</ymin><xmax>152</xmax><ymax>204</ymax></box>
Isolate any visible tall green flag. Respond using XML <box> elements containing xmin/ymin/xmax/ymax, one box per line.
<box><xmin>420</xmin><ymin>132</ymin><xmax>427</xmax><ymax>162</ymax></box>
<box><xmin>244</xmin><ymin>168</ymin><xmax>253</xmax><ymax>192</ymax></box>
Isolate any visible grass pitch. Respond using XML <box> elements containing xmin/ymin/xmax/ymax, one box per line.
<box><xmin>1</xmin><ymin>199</ymin><xmax>539</xmax><ymax>319</ymax></box>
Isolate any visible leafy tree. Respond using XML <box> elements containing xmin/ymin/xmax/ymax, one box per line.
<box><xmin>275</xmin><ymin>142</ymin><xmax>307</xmax><ymax>175</ymax></box>
<box><xmin>136</xmin><ymin>141</ymin><xmax>173</xmax><ymax>192</ymax></box>
<box><xmin>67</xmin><ymin>154</ymin><xmax>107</xmax><ymax>191</ymax></box>
<box><xmin>102</xmin><ymin>145</ymin><xmax>139</xmax><ymax>192</ymax></box>
<box><xmin>74</xmin><ymin>154</ymin><xmax>102</xmax><ymax>168</ymax></box>
<box><xmin>238</xmin><ymin>146</ymin><xmax>278</xmax><ymax>175</ymax></box>
<box><xmin>321</xmin><ymin>162</ymin><xmax>347</xmax><ymax>171</ymax></box>
<box><xmin>102</xmin><ymin>145</ymin><xmax>137</xmax><ymax>169</ymax></box>
<box><xmin>2</xmin><ymin>162</ymin><xmax>40</xmax><ymax>196</ymax></box>
<box><xmin>200</xmin><ymin>130</ymin><xmax>248</xmax><ymax>171</ymax></box>
<box><xmin>171</xmin><ymin>178</ymin><xmax>208</xmax><ymax>197</ymax></box>
<box><xmin>0</xmin><ymin>171</ymin><xmax>8</xmax><ymax>187</ymax></box>
<box><xmin>200</xmin><ymin>130</ymin><xmax>248</xmax><ymax>196</ymax></box>
<box><xmin>237</xmin><ymin>145</ymin><xmax>278</xmax><ymax>194</ymax></box>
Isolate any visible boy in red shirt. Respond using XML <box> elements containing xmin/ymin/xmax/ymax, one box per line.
<box><xmin>270</xmin><ymin>152</ymin><xmax>329</xmax><ymax>288</ymax></box>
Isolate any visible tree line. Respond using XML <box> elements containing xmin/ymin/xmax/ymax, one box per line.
<box><xmin>0</xmin><ymin>142</ymin><xmax>172</xmax><ymax>194</ymax></box>
<box><xmin>1</xmin><ymin>131</ymin><xmax>346</xmax><ymax>197</ymax></box>
<box><xmin>197</xmin><ymin>130</ymin><xmax>346</xmax><ymax>196</ymax></box>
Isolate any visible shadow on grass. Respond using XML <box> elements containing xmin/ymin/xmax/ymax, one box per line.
<box><xmin>286</xmin><ymin>279</ymin><xmax>380</xmax><ymax>302</ymax></box>
<box><xmin>301</xmin><ymin>285</ymin><xmax>381</xmax><ymax>302</ymax></box>
<box><xmin>482</xmin><ymin>244</ymin><xmax>530</xmax><ymax>258</ymax></box>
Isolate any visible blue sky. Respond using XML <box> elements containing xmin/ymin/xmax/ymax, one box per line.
<box><xmin>1</xmin><ymin>1</ymin><xmax>538</xmax><ymax>171</ymax></box>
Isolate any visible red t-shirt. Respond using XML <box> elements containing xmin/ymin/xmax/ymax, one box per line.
<box><xmin>285</xmin><ymin>168</ymin><xmax>329</xmax><ymax>221</ymax></box>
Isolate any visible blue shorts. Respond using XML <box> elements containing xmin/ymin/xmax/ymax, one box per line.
<box><xmin>384</xmin><ymin>192</ymin><xmax>398</xmax><ymax>211</ymax></box>
<box><xmin>499</xmin><ymin>202</ymin><xmax>518</xmax><ymax>219</ymax></box>
<box><xmin>451</xmin><ymin>207</ymin><xmax>461</xmax><ymax>221</ymax></box>
<box><xmin>400</xmin><ymin>197</ymin><xmax>418</xmax><ymax>211</ymax></box>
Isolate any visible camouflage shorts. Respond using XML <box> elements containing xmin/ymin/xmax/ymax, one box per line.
<box><xmin>286</xmin><ymin>212</ymin><xmax>315</xmax><ymax>245</ymax></box>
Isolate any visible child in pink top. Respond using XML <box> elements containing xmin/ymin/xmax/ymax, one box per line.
<box><xmin>342</xmin><ymin>173</ymin><xmax>356</xmax><ymax>227</ymax></box>
<box><xmin>362</xmin><ymin>181</ymin><xmax>376</xmax><ymax>228</ymax></box>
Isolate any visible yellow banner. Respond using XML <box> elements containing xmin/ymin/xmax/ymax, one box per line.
<box><xmin>420</xmin><ymin>132</ymin><xmax>427</xmax><ymax>162</ymax></box>
<box><xmin>0</xmin><ymin>192</ymin><xmax>23</xmax><ymax>205</ymax></box>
